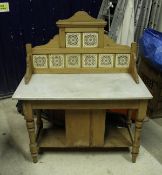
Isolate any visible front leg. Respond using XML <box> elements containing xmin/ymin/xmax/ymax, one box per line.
<box><xmin>23</xmin><ymin>102</ymin><xmax>38</xmax><ymax>163</ymax></box>
<box><xmin>132</xmin><ymin>100</ymin><xmax>148</xmax><ymax>163</ymax></box>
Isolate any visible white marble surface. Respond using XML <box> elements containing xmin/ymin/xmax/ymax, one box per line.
<box><xmin>12</xmin><ymin>73</ymin><xmax>152</xmax><ymax>100</ymax></box>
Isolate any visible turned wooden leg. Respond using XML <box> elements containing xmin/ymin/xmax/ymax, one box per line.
<box><xmin>26</xmin><ymin>120</ymin><xmax>38</xmax><ymax>163</ymax></box>
<box><xmin>132</xmin><ymin>101</ymin><xmax>148</xmax><ymax>163</ymax></box>
<box><xmin>132</xmin><ymin>120</ymin><xmax>143</xmax><ymax>163</ymax></box>
<box><xmin>23</xmin><ymin>102</ymin><xmax>38</xmax><ymax>163</ymax></box>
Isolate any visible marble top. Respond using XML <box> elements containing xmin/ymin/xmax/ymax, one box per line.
<box><xmin>12</xmin><ymin>74</ymin><xmax>152</xmax><ymax>100</ymax></box>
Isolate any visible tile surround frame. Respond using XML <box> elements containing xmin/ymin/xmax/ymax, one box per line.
<box><xmin>59</xmin><ymin>25</ymin><xmax>104</xmax><ymax>48</ymax></box>
<box><xmin>32</xmin><ymin>53</ymin><xmax>132</xmax><ymax>69</ymax></box>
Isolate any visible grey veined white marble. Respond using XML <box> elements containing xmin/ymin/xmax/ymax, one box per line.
<box><xmin>12</xmin><ymin>73</ymin><xmax>152</xmax><ymax>100</ymax></box>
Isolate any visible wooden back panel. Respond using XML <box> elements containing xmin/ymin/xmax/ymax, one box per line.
<box><xmin>25</xmin><ymin>11</ymin><xmax>138</xmax><ymax>84</ymax></box>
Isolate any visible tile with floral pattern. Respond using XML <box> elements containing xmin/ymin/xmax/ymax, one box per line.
<box><xmin>49</xmin><ymin>54</ymin><xmax>64</xmax><ymax>68</ymax></box>
<box><xmin>33</xmin><ymin>55</ymin><xmax>48</xmax><ymax>68</ymax></box>
<box><xmin>66</xmin><ymin>33</ymin><xmax>81</xmax><ymax>47</ymax></box>
<box><xmin>83</xmin><ymin>33</ymin><xmax>98</xmax><ymax>47</ymax></box>
<box><xmin>115</xmin><ymin>54</ymin><xmax>130</xmax><ymax>68</ymax></box>
<box><xmin>99</xmin><ymin>54</ymin><xmax>114</xmax><ymax>67</ymax></box>
<box><xmin>82</xmin><ymin>54</ymin><xmax>97</xmax><ymax>67</ymax></box>
<box><xmin>66</xmin><ymin>54</ymin><xmax>81</xmax><ymax>68</ymax></box>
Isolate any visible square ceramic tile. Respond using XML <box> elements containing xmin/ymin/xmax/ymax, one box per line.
<box><xmin>83</xmin><ymin>33</ymin><xmax>98</xmax><ymax>47</ymax></box>
<box><xmin>49</xmin><ymin>54</ymin><xmax>64</xmax><ymax>68</ymax></box>
<box><xmin>33</xmin><ymin>55</ymin><xmax>48</xmax><ymax>68</ymax></box>
<box><xmin>115</xmin><ymin>54</ymin><xmax>130</xmax><ymax>68</ymax></box>
<box><xmin>66</xmin><ymin>54</ymin><xmax>81</xmax><ymax>68</ymax></box>
<box><xmin>99</xmin><ymin>54</ymin><xmax>114</xmax><ymax>68</ymax></box>
<box><xmin>66</xmin><ymin>33</ymin><xmax>81</xmax><ymax>47</ymax></box>
<box><xmin>82</xmin><ymin>54</ymin><xmax>97</xmax><ymax>68</ymax></box>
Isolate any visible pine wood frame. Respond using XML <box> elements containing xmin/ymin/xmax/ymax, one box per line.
<box><xmin>23</xmin><ymin>99</ymin><xmax>148</xmax><ymax>163</ymax></box>
<box><xmin>24</xmin><ymin>11</ymin><xmax>139</xmax><ymax>84</ymax></box>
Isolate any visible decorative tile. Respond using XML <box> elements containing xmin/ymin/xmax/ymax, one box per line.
<box><xmin>49</xmin><ymin>54</ymin><xmax>64</xmax><ymax>68</ymax></box>
<box><xmin>66</xmin><ymin>54</ymin><xmax>81</xmax><ymax>68</ymax></box>
<box><xmin>66</xmin><ymin>33</ymin><xmax>81</xmax><ymax>47</ymax></box>
<box><xmin>82</xmin><ymin>54</ymin><xmax>97</xmax><ymax>68</ymax></box>
<box><xmin>83</xmin><ymin>33</ymin><xmax>98</xmax><ymax>47</ymax></box>
<box><xmin>115</xmin><ymin>54</ymin><xmax>130</xmax><ymax>68</ymax></box>
<box><xmin>99</xmin><ymin>54</ymin><xmax>114</xmax><ymax>68</ymax></box>
<box><xmin>33</xmin><ymin>55</ymin><xmax>48</xmax><ymax>68</ymax></box>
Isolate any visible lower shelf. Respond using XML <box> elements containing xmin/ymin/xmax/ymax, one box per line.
<box><xmin>104</xmin><ymin>127</ymin><xmax>132</xmax><ymax>147</ymax></box>
<box><xmin>38</xmin><ymin>126</ymin><xmax>132</xmax><ymax>148</ymax></box>
<box><xmin>38</xmin><ymin>127</ymin><xmax>66</xmax><ymax>148</ymax></box>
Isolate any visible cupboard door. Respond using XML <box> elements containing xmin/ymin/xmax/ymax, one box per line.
<box><xmin>66</xmin><ymin>110</ymin><xmax>90</xmax><ymax>146</ymax></box>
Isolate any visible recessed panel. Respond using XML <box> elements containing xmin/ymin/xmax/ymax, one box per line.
<box><xmin>33</xmin><ymin>55</ymin><xmax>48</xmax><ymax>68</ymax></box>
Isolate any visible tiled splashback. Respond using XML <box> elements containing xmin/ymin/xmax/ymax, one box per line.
<box><xmin>66</xmin><ymin>32</ymin><xmax>98</xmax><ymax>48</ymax></box>
<box><xmin>32</xmin><ymin>54</ymin><xmax>130</xmax><ymax>69</ymax></box>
